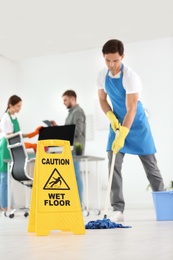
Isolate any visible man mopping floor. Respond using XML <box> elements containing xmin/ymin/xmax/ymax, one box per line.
<box><xmin>96</xmin><ymin>39</ymin><xmax>164</xmax><ymax>223</ymax></box>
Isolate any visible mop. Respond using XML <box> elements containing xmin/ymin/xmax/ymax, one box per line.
<box><xmin>85</xmin><ymin>153</ymin><xmax>131</xmax><ymax>229</ymax></box>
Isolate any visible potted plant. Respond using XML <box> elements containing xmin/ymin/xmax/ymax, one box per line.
<box><xmin>146</xmin><ymin>181</ymin><xmax>173</xmax><ymax>191</ymax></box>
<box><xmin>74</xmin><ymin>142</ymin><xmax>83</xmax><ymax>156</ymax></box>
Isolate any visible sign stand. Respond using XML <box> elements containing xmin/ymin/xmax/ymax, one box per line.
<box><xmin>28</xmin><ymin>140</ymin><xmax>86</xmax><ymax>236</ymax></box>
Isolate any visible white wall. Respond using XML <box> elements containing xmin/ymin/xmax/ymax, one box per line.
<box><xmin>0</xmin><ymin>57</ymin><xmax>17</xmax><ymax>115</ymax></box>
<box><xmin>0</xmin><ymin>56</ymin><xmax>23</xmax><ymax>206</ymax></box>
<box><xmin>1</xmin><ymin>37</ymin><xmax>173</xmax><ymax>210</ymax></box>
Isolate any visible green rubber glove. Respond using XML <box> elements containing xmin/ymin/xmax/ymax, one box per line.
<box><xmin>112</xmin><ymin>126</ymin><xmax>129</xmax><ymax>154</ymax></box>
<box><xmin>106</xmin><ymin>111</ymin><xmax>120</xmax><ymax>132</ymax></box>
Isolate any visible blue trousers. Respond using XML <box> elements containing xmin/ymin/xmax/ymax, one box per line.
<box><xmin>0</xmin><ymin>172</ymin><xmax>8</xmax><ymax>208</ymax></box>
<box><xmin>72</xmin><ymin>151</ymin><xmax>83</xmax><ymax>206</ymax></box>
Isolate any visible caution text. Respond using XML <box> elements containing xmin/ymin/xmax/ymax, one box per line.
<box><xmin>42</xmin><ymin>158</ymin><xmax>70</xmax><ymax>165</ymax></box>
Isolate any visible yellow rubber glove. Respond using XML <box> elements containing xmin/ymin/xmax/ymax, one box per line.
<box><xmin>106</xmin><ymin>111</ymin><xmax>120</xmax><ymax>132</ymax></box>
<box><xmin>27</xmin><ymin>126</ymin><xmax>43</xmax><ymax>138</ymax></box>
<box><xmin>112</xmin><ymin>126</ymin><xmax>129</xmax><ymax>154</ymax></box>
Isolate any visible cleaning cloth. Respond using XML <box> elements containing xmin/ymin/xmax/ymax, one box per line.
<box><xmin>85</xmin><ymin>218</ymin><xmax>132</xmax><ymax>229</ymax></box>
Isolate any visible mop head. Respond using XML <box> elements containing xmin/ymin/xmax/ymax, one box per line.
<box><xmin>85</xmin><ymin>217</ymin><xmax>132</xmax><ymax>229</ymax></box>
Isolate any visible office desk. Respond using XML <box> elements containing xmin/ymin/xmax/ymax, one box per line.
<box><xmin>73</xmin><ymin>155</ymin><xmax>105</xmax><ymax>216</ymax></box>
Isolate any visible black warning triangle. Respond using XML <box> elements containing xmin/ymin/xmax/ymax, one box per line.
<box><xmin>43</xmin><ymin>168</ymin><xmax>70</xmax><ymax>190</ymax></box>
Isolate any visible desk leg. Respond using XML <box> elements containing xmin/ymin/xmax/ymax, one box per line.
<box><xmin>82</xmin><ymin>159</ymin><xmax>89</xmax><ymax>216</ymax></box>
<box><xmin>96</xmin><ymin>161</ymin><xmax>101</xmax><ymax>215</ymax></box>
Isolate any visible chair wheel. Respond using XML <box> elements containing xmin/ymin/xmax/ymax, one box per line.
<box><xmin>24</xmin><ymin>212</ymin><xmax>29</xmax><ymax>217</ymax></box>
<box><xmin>9</xmin><ymin>213</ymin><xmax>15</xmax><ymax>218</ymax></box>
<box><xmin>94</xmin><ymin>209</ymin><xmax>101</xmax><ymax>215</ymax></box>
<box><xmin>83</xmin><ymin>209</ymin><xmax>90</xmax><ymax>217</ymax></box>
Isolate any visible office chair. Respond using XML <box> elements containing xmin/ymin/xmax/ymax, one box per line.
<box><xmin>6</xmin><ymin>131</ymin><xmax>35</xmax><ymax>218</ymax></box>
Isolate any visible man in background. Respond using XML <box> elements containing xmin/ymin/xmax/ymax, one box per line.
<box><xmin>51</xmin><ymin>90</ymin><xmax>86</xmax><ymax>206</ymax></box>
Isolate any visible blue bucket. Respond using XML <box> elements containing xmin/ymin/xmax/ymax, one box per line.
<box><xmin>152</xmin><ymin>191</ymin><xmax>173</xmax><ymax>221</ymax></box>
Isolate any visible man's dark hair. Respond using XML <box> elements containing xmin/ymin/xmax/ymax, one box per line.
<box><xmin>102</xmin><ymin>39</ymin><xmax>124</xmax><ymax>55</ymax></box>
<box><xmin>62</xmin><ymin>90</ymin><xmax>77</xmax><ymax>99</ymax></box>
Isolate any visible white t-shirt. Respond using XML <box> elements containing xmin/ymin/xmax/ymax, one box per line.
<box><xmin>0</xmin><ymin>112</ymin><xmax>16</xmax><ymax>136</ymax></box>
<box><xmin>97</xmin><ymin>64</ymin><xmax>143</xmax><ymax>101</ymax></box>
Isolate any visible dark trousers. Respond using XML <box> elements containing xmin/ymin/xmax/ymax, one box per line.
<box><xmin>107</xmin><ymin>151</ymin><xmax>164</xmax><ymax>212</ymax></box>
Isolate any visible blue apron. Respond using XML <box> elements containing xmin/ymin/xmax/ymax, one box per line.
<box><xmin>105</xmin><ymin>64</ymin><xmax>156</xmax><ymax>155</ymax></box>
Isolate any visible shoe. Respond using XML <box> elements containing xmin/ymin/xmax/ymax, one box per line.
<box><xmin>109</xmin><ymin>211</ymin><xmax>124</xmax><ymax>222</ymax></box>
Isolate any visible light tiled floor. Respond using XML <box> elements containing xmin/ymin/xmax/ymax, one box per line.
<box><xmin>0</xmin><ymin>207</ymin><xmax>173</xmax><ymax>260</ymax></box>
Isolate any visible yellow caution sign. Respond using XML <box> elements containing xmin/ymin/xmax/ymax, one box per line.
<box><xmin>28</xmin><ymin>140</ymin><xmax>86</xmax><ymax>236</ymax></box>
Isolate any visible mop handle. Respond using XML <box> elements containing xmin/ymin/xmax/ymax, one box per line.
<box><xmin>103</xmin><ymin>153</ymin><xmax>116</xmax><ymax>218</ymax></box>
<box><xmin>103</xmin><ymin>130</ymin><xmax>119</xmax><ymax>218</ymax></box>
